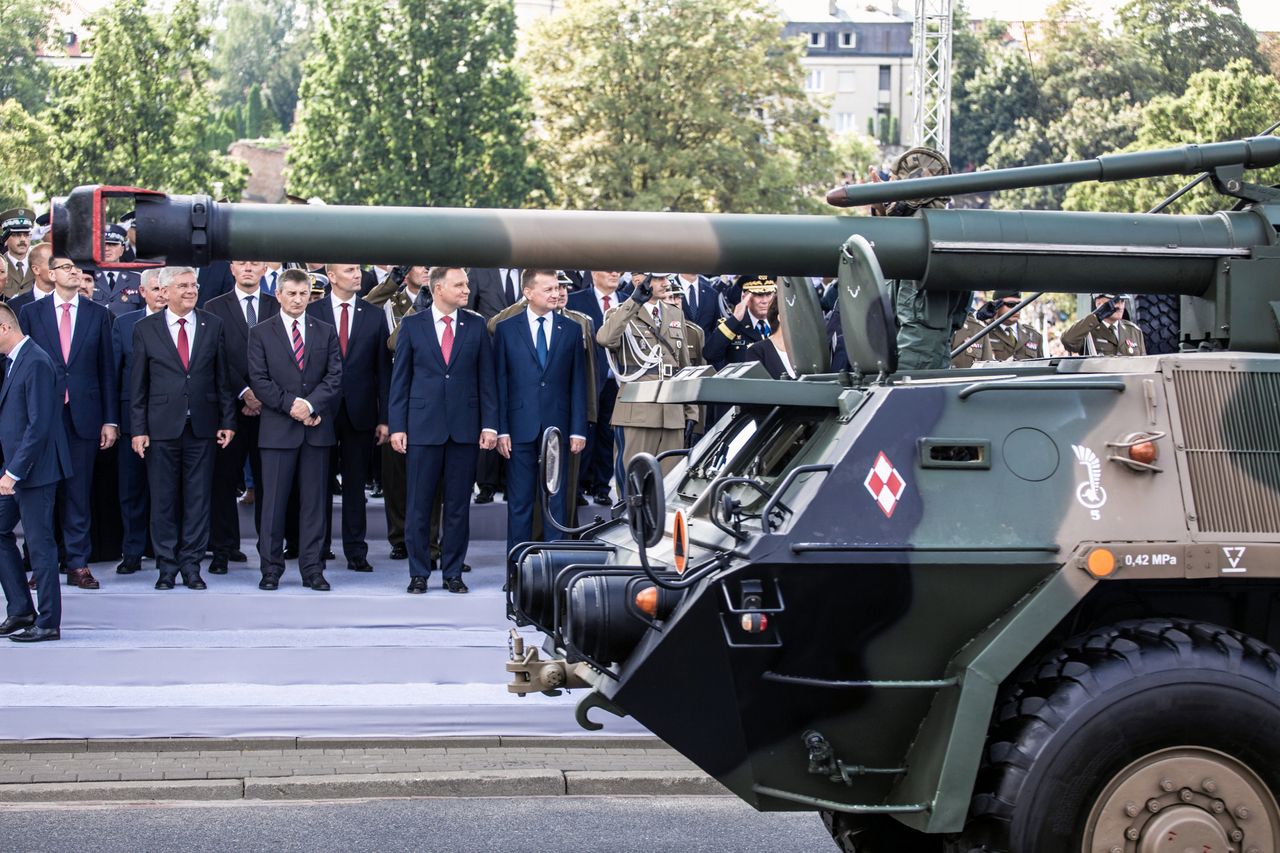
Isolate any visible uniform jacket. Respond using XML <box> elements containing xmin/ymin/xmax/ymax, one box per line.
<box><xmin>366</xmin><ymin>280</ymin><xmax>428</xmax><ymax>350</ymax></box>
<box><xmin>703</xmin><ymin>311</ymin><xmax>768</xmax><ymax>369</ymax></box>
<box><xmin>0</xmin><ymin>339</ymin><xmax>72</xmax><ymax>488</ymax></box>
<box><xmin>93</xmin><ymin>270</ymin><xmax>142</xmax><ymax>309</ymax></box>
<box><xmin>18</xmin><ymin>295</ymin><xmax>118</xmax><ymax>440</ymax></box>
<box><xmin>248</xmin><ymin>314</ymin><xmax>344</xmax><ymax>449</ymax></box>
<box><xmin>987</xmin><ymin>321</ymin><xmax>1044</xmax><ymax>361</ymax></box>
<box><xmin>1062</xmin><ymin>315</ymin><xmax>1147</xmax><ymax>357</ymax></box>
<box><xmin>129</xmin><ymin>310</ymin><xmax>237</xmax><ymax>441</ymax></box>
<box><xmin>4</xmin><ymin>256</ymin><xmax>34</xmax><ymax>299</ymax></box>
<box><xmin>493</xmin><ymin>310</ymin><xmax>589</xmax><ymax>444</ymax></box>
<box><xmin>387</xmin><ymin>308</ymin><xmax>497</xmax><ymax>445</ymax></box>
<box><xmin>306</xmin><ymin>296</ymin><xmax>392</xmax><ymax>428</ymax></box>
<box><xmin>204</xmin><ymin>288</ymin><xmax>282</xmax><ymax>398</ymax></box>
<box><xmin>566</xmin><ymin>287</ymin><xmax>619</xmax><ymax>397</ymax></box>
<box><xmin>597</xmin><ymin>298</ymin><xmax>696</xmax><ymax>430</ymax></box>
<box><xmin>950</xmin><ymin>314</ymin><xmax>994</xmax><ymax>369</ymax></box>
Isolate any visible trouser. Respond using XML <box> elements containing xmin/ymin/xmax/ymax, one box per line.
<box><xmin>259</xmin><ymin>444</ymin><xmax>330</xmax><ymax>582</ymax></box>
<box><xmin>323</xmin><ymin>407</ymin><xmax>373</xmax><ymax>561</ymax></box>
<box><xmin>117</xmin><ymin>432</ymin><xmax>151</xmax><ymax>560</ymax></box>
<box><xmin>506</xmin><ymin>440</ymin><xmax>570</xmax><ymax>559</ymax></box>
<box><xmin>210</xmin><ymin>410</ymin><xmax>262</xmax><ymax>558</ymax></box>
<box><xmin>406</xmin><ymin>442</ymin><xmax>476</xmax><ymax>581</ymax></box>
<box><xmin>147</xmin><ymin>423</ymin><xmax>215</xmax><ymax>582</ymax></box>
<box><xmin>582</xmin><ymin>380</ymin><xmax>617</xmax><ymax>495</ymax></box>
<box><xmin>0</xmin><ymin>483</ymin><xmax>60</xmax><ymax>630</ymax></box>
<box><xmin>476</xmin><ymin>447</ymin><xmax>504</xmax><ymax>494</ymax></box>
<box><xmin>382</xmin><ymin>445</ymin><xmax>446</xmax><ymax>560</ymax></box>
<box><xmin>893</xmin><ymin>280</ymin><xmax>972</xmax><ymax>371</ymax></box>
<box><xmin>618</xmin><ymin>426</ymin><xmax>684</xmax><ymax>478</ymax></box>
<box><xmin>57</xmin><ymin>407</ymin><xmax>96</xmax><ymax>569</ymax></box>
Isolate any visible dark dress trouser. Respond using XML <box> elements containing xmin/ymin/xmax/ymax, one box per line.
<box><xmin>146</xmin><ymin>423</ymin><xmax>215</xmax><ymax>582</ymax></box>
<box><xmin>57</xmin><ymin>406</ymin><xmax>97</xmax><ymax>569</ymax></box>
<box><xmin>117</xmin><ymin>433</ymin><xmax>150</xmax><ymax>560</ymax></box>
<box><xmin>323</xmin><ymin>406</ymin><xmax>372</xmax><ymax>560</ymax></box>
<box><xmin>259</xmin><ymin>443</ymin><xmax>330</xmax><ymax>582</ymax></box>
<box><xmin>406</xmin><ymin>441</ymin><xmax>476</xmax><ymax>581</ymax></box>
<box><xmin>0</xmin><ymin>484</ymin><xmax>61</xmax><ymax>630</ymax></box>
<box><xmin>210</xmin><ymin>410</ymin><xmax>263</xmax><ymax>558</ymax></box>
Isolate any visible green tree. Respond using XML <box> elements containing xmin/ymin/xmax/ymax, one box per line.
<box><xmin>522</xmin><ymin>0</ymin><xmax>835</xmax><ymax>213</ymax></box>
<box><xmin>208</xmin><ymin>0</ymin><xmax>313</xmax><ymax>130</ymax></box>
<box><xmin>1117</xmin><ymin>0</ymin><xmax>1265</xmax><ymax>94</ymax></box>
<box><xmin>1064</xmin><ymin>60</ymin><xmax>1280</xmax><ymax>214</ymax></box>
<box><xmin>287</xmin><ymin>0</ymin><xmax>540</xmax><ymax>207</ymax></box>
<box><xmin>949</xmin><ymin>6</ymin><xmax>1003</xmax><ymax>171</ymax></box>
<box><xmin>951</xmin><ymin>50</ymin><xmax>1041</xmax><ymax>174</ymax></box>
<box><xmin>0</xmin><ymin>99</ymin><xmax>53</xmax><ymax>207</ymax></box>
<box><xmin>0</xmin><ymin>0</ymin><xmax>57</xmax><ymax>113</ymax></box>
<box><xmin>37</xmin><ymin>0</ymin><xmax>246</xmax><ymax>196</ymax></box>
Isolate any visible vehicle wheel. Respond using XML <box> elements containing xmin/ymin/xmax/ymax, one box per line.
<box><xmin>1133</xmin><ymin>293</ymin><xmax>1180</xmax><ymax>354</ymax></box>
<box><xmin>820</xmin><ymin>810</ymin><xmax>943</xmax><ymax>852</ymax></box>
<box><xmin>959</xmin><ymin>619</ymin><xmax>1280</xmax><ymax>853</ymax></box>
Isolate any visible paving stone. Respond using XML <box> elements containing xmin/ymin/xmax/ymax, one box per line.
<box><xmin>0</xmin><ymin>779</ymin><xmax>243</xmax><ymax>802</ymax></box>
<box><xmin>563</xmin><ymin>770</ymin><xmax>727</xmax><ymax>796</ymax></box>
<box><xmin>245</xmin><ymin>769</ymin><xmax>565</xmax><ymax>800</ymax></box>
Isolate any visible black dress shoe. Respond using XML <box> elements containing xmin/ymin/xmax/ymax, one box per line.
<box><xmin>462</xmin><ymin>563</ymin><xmax>472</xmax><ymax>573</ymax></box>
<box><xmin>576</xmin><ymin>492</ymin><xmax>588</xmax><ymax>506</ymax></box>
<box><xmin>592</xmin><ymin>490</ymin><xmax>613</xmax><ymax>506</ymax></box>
<box><xmin>407</xmin><ymin>577</ymin><xmax>428</xmax><ymax>594</ymax></box>
<box><xmin>155</xmin><ymin>578</ymin><xmax>175</xmax><ymax>590</ymax></box>
<box><xmin>10</xmin><ymin>627</ymin><xmax>59</xmax><ymax>643</ymax></box>
<box><xmin>369</xmin><ymin>484</ymin><xmax>383</xmax><ymax>498</ymax></box>
<box><xmin>116</xmin><ymin>557</ymin><xmax>142</xmax><ymax>575</ymax></box>
<box><xmin>444</xmin><ymin>577</ymin><xmax>469</xmax><ymax>594</ymax></box>
<box><xmin>185</xmin><ymin>575</ymin><xmax>207</xmax><ymax>590</ymax></box>
<box><xmin>306</xmin><ymin>574</ymin><xmax>331</xmax><ymax>591</ymax></box>
<box><xmin>0</xmin><ymin>614</ymin><xmax>36</xmax><ymax>636</ymax></box>
<box><xmin>259</xmin><ymin>576</ymin><xmax>279</xmax><ymax>591</ymax></box>
<box><xmin>389</xmin><ymin>544</ymin><xmax>408</xmax><ymax>560</ymax></box>
<box><xmin>208</xmin><ymin>561</ymin><xmax>228</xmax><ymax>575</ymax></box>
<box><xmin>229</xmin><ymin>550</ymin><xmax>247</xmax><ymax>563</ymax></box>
<box><xmin>475</xmin><ymin>488</ymin><xmax>495</xmax><ymax>505</ymax></box>
<box><xmin>283</xmin><ymin>547</ymin><xmax>299</xmax><ymax>560</ymax></box>
<box><xmin>322</xmin><ymin>549</ymin><xmax>336</xmax><ymax>561</ymax></box>
<box><xmin>347</xmin><ymin>558</ymin><xmax>373</xmax><ymax>573</ymax></box>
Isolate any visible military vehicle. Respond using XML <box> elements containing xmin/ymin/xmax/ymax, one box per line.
<box><xmin>54</xmin><ymin>136</ymin><xmax>1280</xmax><ymax>852</ymax></box>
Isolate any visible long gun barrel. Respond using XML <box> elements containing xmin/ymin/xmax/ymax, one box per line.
<box><xmin>824</xmin><ymin>136</ymin><xmax>1280</xmax><ymax>207</ymax></box>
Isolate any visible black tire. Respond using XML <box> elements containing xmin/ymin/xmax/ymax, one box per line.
<box><xmin>1133</xmin><ymin>293</ymin><xmax>1180</xmax><ymax>354</ymax></box>
<box><xmin>820</xmin><ymin>811</ymin><xmax>943</xmax><ymax>852</ymax></box>
<box><xmin>959</xmin><ymin>619</ymin><xmax>1280</xmax><ymax>853</ymax></box>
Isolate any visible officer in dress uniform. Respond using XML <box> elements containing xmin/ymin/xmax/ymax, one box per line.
<box><xmin>703</xmin><ymin>275</ymin><xmax>776</xmax><ymax>368</ymax></box>
<box><xmin>2</xmin><ymin>208</ymin><xmax>36</xmax><ymax>299</ymax></box>
<box><xmin>1062</xmin><ymin>293</ymin><xmax>1147</xmax><ymax>357</ymax></box>
<box><xmin>951</xmin><ymin>291</ymin><xmax>1044</xmax><ymax>367</ymax></box>
<box><xmin>94</xmin><ymin>226</ymin><xmax>143</xmax><ymax>311</ymax></box>
<box><xmin>597</xmin><ymin>274</ymin><xmax>698</xmax><ymax>477</ymax></box>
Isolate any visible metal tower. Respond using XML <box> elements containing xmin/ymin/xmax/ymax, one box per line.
<box><xmin>911</xmin><ymin>0</ymin><xmax>953</xmax><ymax>159</ymax></box>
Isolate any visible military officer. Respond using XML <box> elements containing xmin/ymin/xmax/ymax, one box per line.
<box><xmin>703</xmin><ymin>275</ymin><xmax>776</xmax><ymax>368</ymax></box>
<box><xmin>952</xmin><ymin>291</ymin><xmax>1043</xmax><ymax>367</ymax></box>
<box><xmin>950</xmin><ymin>310</ymin><xmax>994</xmax><ymax>368</ymax></box>
<box><xmin>93</xmin><ymin>225</ymin><xmax>143</xmax><ymax>310</ymax></box>
<box><xmin>1062</xmin><ymin>293</ymin><xmax>1147</xmax><ymax>357</ymax></box>
<box><xmin>2</xmin><ymin>208</ymin><xmax>36</xmax><ymax>299</ymax></box>
<box><xmin>660</xmin><ymin>278</ymin><xmax>706</xmax><ymax>445</ymax></box>
<box><xmin>597</xmin><ymin>274</ymin><xmax>697</xmax><ymax>476</ymax></box>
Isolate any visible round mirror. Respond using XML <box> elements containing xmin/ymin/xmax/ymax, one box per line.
<box><xmin>540</xmin><ymin>427</ymin><xmax>563</xmax><ymax>496</ymax></box>
<box><xmin>625</xmin><ymin>453</ymin><xmax>665</xmax><ymax>549</ymax></box>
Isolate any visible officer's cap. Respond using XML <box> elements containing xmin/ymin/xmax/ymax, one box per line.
<box><xmin>119</xmin><ymin>210</ymin><xmax>136</xmax><ymax>228</ymax></box>
<box><xmin>1092</xmin><ymin>292</ymin><xmax>1120</xmax><ymax>301</ymax></box>
<box><xmin>992</xmin><ymin>290</ymin><xmax>1021</xmax><ymax>301</ymax></box>
<box><xmin>555</xmin><ymin>270</ymin><xmax>573</xmax><ymax>288</ymax></box>
<box><xmin>1</xmin><ymin>208</ymin><xmax>35</xmax><ymax>235</ymax></box>
<box><xmin>736</xmin><ymin>274</ymin><xmax>776</xmax><ymax>294</ymax></box>
<box><xmin>308</xmin><ymin>272</ymin><xmax>329</xmax><ymax>294</ymax></box>
<box><xmin>104</xmin><ymin>224</ymin><xmax>129</xmax><ymax>245</ymax></box>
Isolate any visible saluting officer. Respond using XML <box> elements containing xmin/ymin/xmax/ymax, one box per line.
<box><xmin>597</xmin><ymin>274</ymin><xmax>697</xmax><ymax>476</ymax></box>
<box><xmin>953</xmin><ymin>291</ymin><xmax>1043</xmax><ymax>367</ymax></box>
<box><xmin>703</xmin><ymin>275</ymin><xmax>776</xmax><ymax>368</ymax></box>
<box><xmin>1062</xmin><ymin>293</ymin><xmax>1147</xmax><ymax>357</ymax></box>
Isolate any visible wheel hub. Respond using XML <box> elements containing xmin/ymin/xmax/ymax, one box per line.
<box><xmin>1083</xmin><ymin>747</ymin><xmax>1278</xmax><ymax>853</ymax></box>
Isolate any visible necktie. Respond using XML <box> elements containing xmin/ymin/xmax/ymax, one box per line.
<box><xmin>440</xmin><ymin>316</ymin><xmax>454</xmax><ymax>364</ymax></box>
<box><xmin>244</xmin><ymin>295</ymin><xmax>256</xmax><ymax>326</ymax></box>
<box><xmin>602</xmin><ymin>294</ymin><xmax>610</xmax><ymax>313</ymax></box>
<box><xmin>59</xmin><ymin>303</ymin><xmax>71</xmax><ymax>402</ymax></box>
<box><xmin>757</xmin><ymin>320</ymin><xmax>770</xmax><ymax>337</ymax></box>
<box><xmin>267</xmin><ymin>271</ymin><xmax>277</xmax><ymax>294</ymax></box>
<box><xmin>505</xmin><ymin>271</ymin><xmax>517</xmax><ymax>306</ymax></box>
<box><xmin>291</xmin><ymin>319</ymin><xmax>305</xmax><ymax>369</ymax></box>
<box><xmin>16</xmin><ymin>262</ymin><xmax>24</xmax><ymax>279</ymax></box>
<box><xmin>177</xmin><ymin>318</ymin><xmax>190</xmax><ymax>370</ymax></box>
<box><xmin>535</xmin><ymin>316</ymin><xmax>548</xmax><ymax>368</ymax></box>
<box><xmin>107</xmin><ymin>272</ymin><xmax>116</xmax><ymax>292</ymax></box>
<box><xmin>686</xmin><ymin>282</ymin><xmax>696</xmax><ymax>311</ymax></box>
<box><xmin>339</xmin><ymin>302</ymin><xmax>349</xmax><ymax>357</ymax></box>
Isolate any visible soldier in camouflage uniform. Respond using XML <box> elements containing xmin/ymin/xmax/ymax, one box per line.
<box><xmin>1062</xmin><ymin>293</ymin><xmax>1147</xmax><ymax>357</ymax></box>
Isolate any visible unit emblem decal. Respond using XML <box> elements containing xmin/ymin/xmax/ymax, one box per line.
<box><xmin>1072</xmin><ymin>444</ymin><xmax>1107</xmax><ymax>520</ymax></box>
<box><xmin>864</xmin><ymin>451</ymin><xmax>906</xmax><ymax>518</ymax></box>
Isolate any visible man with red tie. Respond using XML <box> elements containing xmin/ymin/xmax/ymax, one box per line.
<box><xmin>248</xmin><ymin>269</ymin><xmax>343</xmax><ymax>591</ymax></box>
<box><xmin>17</xmin><ymin>251</ymin><xmax>118</xmax><ymax>590</ymax></box>
<box><xmin>389</xmin><ymin>267</ymin><xmax>498</xmax><ymax>594</ymax></box>
<box><xmin>129</xmin><ymin>267</ymin><xmax>237</xmax><ymax>589</ymax></box>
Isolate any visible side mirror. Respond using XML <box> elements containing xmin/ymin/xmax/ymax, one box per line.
<box><xmin>625</xmin><ymin>453</ymin><xmax>665</xmax><ymax>549</ymax></box>
<box><xmin>540</xmin><ymin>427</ymin><xmax>563</xmax><ymax>497</ymax></box>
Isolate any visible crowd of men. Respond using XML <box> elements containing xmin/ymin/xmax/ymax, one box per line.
<box><xmin>0</xmin><ymin>200</ymin><xmax>1145</xmax><ymax>643</ymax></box>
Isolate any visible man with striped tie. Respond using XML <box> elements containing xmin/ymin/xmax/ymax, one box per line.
<box><xmin>248</xmin><ymin>269</ymin><xmax>343</xmax><ymax>591</ymax></box>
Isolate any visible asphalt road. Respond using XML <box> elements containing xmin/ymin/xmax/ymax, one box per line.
<box><xmin>0</xmin><ymin>796</ymin><xmax>834</xmax><ymax>852</ymax></box>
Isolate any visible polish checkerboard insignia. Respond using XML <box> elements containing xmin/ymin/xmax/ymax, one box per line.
<box><xmin>864</xmin><ymin>451</ymin><xmax>906</xmax><ymax>518</ymax></box>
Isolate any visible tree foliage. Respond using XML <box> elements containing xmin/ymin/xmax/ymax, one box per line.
<box><xmin>522</xmin><ymin>0</ymin><xmax>835</xmax><ymax>213</ymax></box>
<box><xmin>287</xmin><ymin>0</ymin><xmax>540</xmax><ymax>207</ymax></box>
<box><xmin>208</xmin><ymin>0</ymin><xmax>314</xmax><ymax>130</ymax></box>
<box><xmin>0</xmin><ymin>0</ymin><xmax>58</xmax><ymax>113</ymax></box>
<box><xmin>0</xmin><ymin>99</ymin><xmax>53</xmax><ymax>207</ymax></box>
<box><xmin>35</xmin><ymin>0</ymin><xmax>246</xmax><ymax>197</ymax></box>
<box><xmin>1116</xmin><ymin>0</ymin><xmax>1265</xmax><ymax>93</ymax></box>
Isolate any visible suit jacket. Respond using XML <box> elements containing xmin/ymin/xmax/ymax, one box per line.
<box><xmin>5</xmin><ymin>287</ymin><xmax>46</xmax><ymax>316</ymax></box>
<box><xmin>677</xmin><ymin>276</ymin><xmax>720</xmax><ymax>334</ymax></box>
<box><xmin>19</xmin><ymin>295</ymin><xmax>118</xmax><ymax>440</ymax></box>
<box><xmin>248</xmin><ymin>314</ymin><xmax>343</xmax><ymax>449</ymax></box>
<box><xmin>205</xmin><ymin>288</ymin><xmax>281</xmax><ymax>399</ymax></box>
<box><xmin>388</xmin><ymin>309</ymin><xmax>497</xmax><ymax>445</ymax></box>
<box><xmin>493</xmin><ymin>311</ymin><xmax>588</xmax><ymax>444</ymax></box>
<box><xmin>306</xmin><ymin>296</ymin><xmax>391</xmax><ymax>428</ymax></box>
<box><xmin>93</xmin><ymin>270</ymin><xmax>142</xmax><ymax>309</ymax></box>
<box><xmin>195</xmin><ymin>261</ymin><xmax>235</xmax><ymax>308</ymax></box>
<box><xmin>566</xmin><ymin>287</ymin><xmax>617</xmax><ymax>396</ymax></box>
<box><xmin>0</xmin><ymin>340</ymin><xmax>72</xmax><ymax>488</ymax></box>
<box><xmin>467</xmin><ymin>268</ymin><xmax>518</xmax><ymax>321</ymax></box>
<box><xmin>4</xmin><ymin>257</ymin><xmax>34</xmax><ymax>299</ymax></box>
<box><xmin>112</xmin><ymin>308</ymin><xmax>146</xmax><ymax>434</ymax></box>
<box><xmin>130</xmin><ymin>310</ymin><xmax>237</xmax><ymax>441</ymax></box>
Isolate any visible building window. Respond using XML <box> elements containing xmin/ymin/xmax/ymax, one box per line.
<box><xmin>879</xmin><ymin>65</ymin><xmax>891</xmax><ymax>91</ymax></box>
<box><xmin>840</xmin><ymin>31</ymin><xmax>856</xmax><ymax>48</ymax></box>
<box><xmin>805</xmin><ymin>69</ymin><xmax>825</xmax><ymax>92</ymax></box>
<box><xmin>837</xmin><ymin>70</ymin><xmax>856</xmax><ymax>92</ymax></box>
<box><xmin>808</xmin><ymin>32</ymin><xmax>824</xmax><ymax>48</ymax></box>
<box><xmin>835</xmin><ymin>112</ymin><xmax>857</xmax><ymax>133</ymax></box>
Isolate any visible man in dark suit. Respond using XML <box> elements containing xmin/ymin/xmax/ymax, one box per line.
<box><xmin>466</xmin><ymin>268</ymin><xmax>518</xmax><ymax>504</ymax></box>
<box><xmin>18</xmin><ymin>252</ymin><xmax>118</xmax><ymax>590</ymax></box>
<box><xmin>307</xmin><ymin>263</ymin><xmax>390</xmax><ymax>573</ymax></box>
<box><xmin>195</xmin><ymin>260</ymin><xmax>235</xmax><ymax>308</ymax></box>
<box><xmin>130</xmin><ymin>267</ymin><xmax>237</xmax><ymax>590</ymax></box>
<box><xmin>673</xmin><ymin>273</ymin><xmax>720</xmax><ymax>335</ymax></box>
<box><xmin>204</xmin><ymin>259</ymin><xmax>281</xmax><ymax>573</ymax></box>
<box><xmin>494</xmin><ymin>270</ymin><xmax>588</xmax><ymax>558</ymax></box>
<box><xmin>566</xmin><ymin>270</ymin><xmax>624</xmax><ymax>505</ymax></box>
<box><xmin>111</xmin><ymin>269</ymin><xmax>167</xmax><ymax>575</ymax></box>
<box><xmin>0</xmin><ymin>303</ymin><xmax>72</xmax><ymax>642</ymax></box>
<box><xmin>389</xmin><ymin>267</ymin><xmax>497</xmax><ymax>594</ymax></box>
<box><xmin>248</xmin><ymin>269</ymin><xmax>343</xmax><ymax>592</ymax></box>
<box><xmin>92</xmin><ymin>226</ymin><xmax>142</xmax><ymax>310</ymax></box>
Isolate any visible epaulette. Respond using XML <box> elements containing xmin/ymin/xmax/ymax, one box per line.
<box><xmin>716</xmin><ymin>318</ymin><xmax>736</xmax><ymax>340</ymax></box>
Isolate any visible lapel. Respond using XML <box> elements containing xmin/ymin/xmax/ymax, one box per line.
<box><xmin>151</xmin><ymin>312</ymin><xmax>182</xmax><ymax>365</ymax></box>
<box><xmin>516</xmin><ymin>311</ymin><xmax>542</xmax><ymax>368</ymax></box>
<box><xmin>0</xmin><ymin>344</ymin><xmax>25</xmax><ymax>408</ymax></box>
<box><xmin>67</xmin><ymin>298</ymin><xmax>93</xmax><ymax>365</ymax></box>
<box><xmin>544</xmin><ymin>314</ymin><xmax>570</xmax><ymax>373</ymax></box>
<box><xmin>186</xmin><ymin>312</ymin><xmax>209</xmax><ymax>367</ymax></box>
<box><xmin>418</xmin><ymin>310</ymin><xmax>447</xmax><ymax>372</ymax></box>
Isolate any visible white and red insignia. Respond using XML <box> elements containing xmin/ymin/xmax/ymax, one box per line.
<box><xmin>864</xmin><ymin>451</ymin><xmax>907</xmax><ymax>518</ymax></box>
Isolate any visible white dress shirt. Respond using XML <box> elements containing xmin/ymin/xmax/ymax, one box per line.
<box><xmin>166</xmin><ymin>308</ymin><xmax>197</xmax><ymax>354</ymax></box>
<box><xmin>30</xmin><ymin>285</ymin><xmax>51</xmax><ymax>301</ymax></box>
<box><xmin>237</xmin><ymin>286</ymin><xmax>263</xmax><ymax>324</ymax></box>
<box><xmin>52</xmin><ymin>292</ymin><xmax>80</xmax><ymax>334</ymax></box>
<box><xmin>330</xmin><ymin>293</ymin><xmax>357</xmax><ymax>335</ymax></box>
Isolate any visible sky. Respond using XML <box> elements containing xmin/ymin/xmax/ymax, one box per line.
<box><xmin>964</xmin><ymin>0</ymin><xmax>1280</xmax><ymax>31</ymax></box>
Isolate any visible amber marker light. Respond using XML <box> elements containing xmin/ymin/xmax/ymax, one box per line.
<box><xmin>1129</xmin><ymin>440</ymin><xmax>1158</xmax><ymax>465</ymax></box>
<box><xmin>1087</xmin><ymin>548</ymin><xmax>1116</xmax><ymax>578</ymax></box>
<box><xmin>635</xmin><ymin>585</ymin><xmax>659</xmax><ymax>618</ymax></box>
<box><xmin>672</xmin><ymin>510</ymin><xmax>689</xmax><ymax>575</ymax></box>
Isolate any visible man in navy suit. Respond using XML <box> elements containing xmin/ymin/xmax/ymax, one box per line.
<box><xmin>111</xmin><ymin>269</ymin><xmax>167</xmax><ymax>575</ymax></box>
<box><xmin>389</xmin><ymin>267</ymin><xmax>498</xmax><ymax>594</ymax></box>
<box><xmin>93</xmin><ymin>226</ymin><xmax>142</xmax><ymax>310</ymax></box>
<box><xmin>194</xmin><ymin>260</ymin><xmax>235</xmax><ymax>308</ymax></box>
<box><xmin>566</xmin><ymin>270</ymin><xmax>624</xmax><ymax>505</ymax></box>
<box><xmin>248</xmin><ymin>269</ymin><xmax>343</xmax><ymax>591</ymax></box>
<box><xmin>204</xmin><ymin>259</ymin><xmax>280</xmax><ymax>573</ymax></box>
<box><xmin>307</xmin><ymin>263</ymin><xmax>390</xmax><ymax>573</ymax></box>
<box><xmin>130</xmin><ymin>267</ymin><xmax>237</xmax><ymax>590</ymax></box>
<box><xmin>494</xmin><ymin>270</ymin><xmax>588</xmax><ymax>559</ymax></box>
<box><xmin>0</xmin><ymin>303</ymin><xmax>72</xmax><ymax>642</ymax></box>
<box><xmin>18</xmin><ymin>252</ymin><xmax>118</xmax><ymax>591</ymax></box>
<box><xmin>673</xmin><ymin>273</ymin><xmax>720</xmax><ymax>335</ymax></box>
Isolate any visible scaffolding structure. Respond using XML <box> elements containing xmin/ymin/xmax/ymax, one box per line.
<box><xmin>910</xmin><ymin>0</ymin><xmax>953</xmax><ymax>158</ymax></box>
